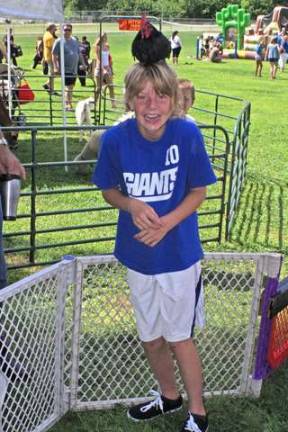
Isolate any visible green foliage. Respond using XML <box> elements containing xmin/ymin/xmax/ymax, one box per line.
<box><xmin>63</xmin><ymin>0</ymin><xmax>279</xmax><ymax>19</ymax></box>
<box><xmin>105</xmin><ymin>0</ymin><xmax>184</xmax><ymax>17</ymax></box>
<box><xmin>67</xmin><ymin>0</ymin><xmax>107</xmax><ymax>12</ymax></box>
<box><xmin>241</xmin><ymin>0</ymin><xmax>274</xmax><ymax>18</ymax></box>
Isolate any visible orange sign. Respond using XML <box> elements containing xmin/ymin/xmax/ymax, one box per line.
<box><xmin>118</xmin><ymin>19</ymin><xmax>141</xmax><ymax>31</ymax></box>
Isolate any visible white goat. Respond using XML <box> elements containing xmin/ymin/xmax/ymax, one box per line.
<box><xmin>75</xmin><ymin>96</ymin><xmax>94</xmax><ymax>143</ymax></box>
<box><xmin>75</xmin><ymin>96</ymin><xmax>94</xmax><ymax>126</ymax></box>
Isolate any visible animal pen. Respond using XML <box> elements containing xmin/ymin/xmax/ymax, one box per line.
<box><xmin>1</xmin><ymin>12</ymin><xmax>287</xmax><ymax>432</ymax></box>
<box><xmin>3</xmin><ymin>88</ymin><xmax>251</xmax><ymax>271</ymax></box>
<box><xmin>0</xmin><ymin>252</ymin><xmax>283</xmax><ymax>432</ymax></box>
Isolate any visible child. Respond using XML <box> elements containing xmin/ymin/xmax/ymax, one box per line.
<box><xmin>177</xmin><ymin>78</ymin><xmax>195</xmax><ymax>120</ymax></box>
<box><xmin>32</xmin><ymin>37</ymin><xmax>44</xmax><ymax>69</ymax></box>
<box><xmin>93</xmin><ymin>60</ymin><xmax>216</xmax><ymax>432</ymax></box>
<box><xmin>74</xmin><ymin>78</ymin><xmax>196</xmax><ymax>173</ymax></box>
<box><xmin>265</xmin><ymin>36</ymin><xmax>280</xmax><ymax>79</ymax></box>
<box><xmin>278</xmin><ymin>34</ymin><xmax>288</xmax><ymax>72</ymax></box>
<box><xmin>255</xmin><ymin>38</ymin><xmax>265</xmax><ymax>77</ymax></box>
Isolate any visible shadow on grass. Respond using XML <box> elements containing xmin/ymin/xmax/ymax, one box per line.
<box><xmin>231</xmin><ymin>177</ymin><xmax>287</xmax><ymax>253</ymax></box>
<box><xmin>50</xmin><ymin>362</ymin><xmax>288</xmax><ymax>432</ymax></box>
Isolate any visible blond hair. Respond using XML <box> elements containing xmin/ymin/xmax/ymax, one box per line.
<box><xmin>178</xmin><ymin>78</ymin><xmax>195</xmax><ymax>105</ymax></box>
<box><xmin>124</xmin><ymin>61</ymin><xmax>179</xmax><ymax>112</ymax></box>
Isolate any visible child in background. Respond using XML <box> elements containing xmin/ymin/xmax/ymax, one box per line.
<box><xmin>255</xmin><ymin>38</ymin><xmax>266</xmax><ymax>77</ymax></box>
<box><xmin>279</xmin><ymin>34</ymin><xmax>288</xmax><ymax>72</ymax></box>
<box><xmin>74</xmin><ymin>78</ymin><xmax>196</xmax><ymax>172</ymax></box>
<box><xmin>93</xmin><ymin>59</ymin><xmax>216</xmax><ymax>432</ymax></box>
<box><xmin>265</xmin><ymin>37</ymin><xmax>280</xmax><ymax>79</ymax></box>
<box><xmin>177</xmin><ymin>78</ymin><xmax>195</xmax><ymax>120</ymax></box>
<box><xmin>32</xmin><ymin>37</ymin><xmax>44</xmax><ymax>69</ymax></box>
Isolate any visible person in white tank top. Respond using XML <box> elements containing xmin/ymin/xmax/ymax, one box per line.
<box><xmin>94</xmin><ymin>32</ymin><xmax>116</xmax><ymax>108</ymax></box>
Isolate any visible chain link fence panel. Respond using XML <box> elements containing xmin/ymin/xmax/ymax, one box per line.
<box><xmin>0</xmin><ymin>252</ymin><xmax>282</xmax><ymax>431</ymax></box>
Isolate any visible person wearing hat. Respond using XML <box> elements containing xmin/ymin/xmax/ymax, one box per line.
<box><xmin>43</xmin><ymin>23</ymin><xmax>58</xmax><ymax>94</ymax></box>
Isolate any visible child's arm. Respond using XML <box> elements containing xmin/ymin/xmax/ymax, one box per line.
<box><xmin>134</xmin><ymin>186</ymin><xmax>206</xmax><ymax>247</ymax></box>
<box><xmin>102</xmin><ymin>188</ymin><xmax>162</xmax><ymax>230</ymax></box>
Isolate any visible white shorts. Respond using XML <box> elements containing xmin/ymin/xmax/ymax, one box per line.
<box><xmin>127</xmin><ymin>262</ymin><xmax>205</xmax><ymax>343</ymax></box>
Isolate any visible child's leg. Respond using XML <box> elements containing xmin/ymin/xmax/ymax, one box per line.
<box><xmin>169</xmin><ymin>338</ymin><xmax>206</xmax><ymax>415</ymax></box>
<box><xmin>269</xmin><ymin>62</ymin><xmax>273</xmax><ymax>79</ymax></box>
<box><xmin>143</xmin><ymin>337</ymin><xmax>179</xmax><ymax>400</ymax></box>
<box><xmin>255</xmin><ymin>60</ymin><xmax>260</xmax><ymax>76</ymax></box>
<box><xmin>272</xmin><ymin>63</ymin><xmax>277</xmax><ymax>79</ymax></box>
<box><xmin>105</xmin><ymin>75</ymin><xmax>116</xmax><ymax>108</ymax></box>
<box><xmin>259</xmin><ymin>60</ymin><xmax>263</xmax><ymax>76</ymax></box>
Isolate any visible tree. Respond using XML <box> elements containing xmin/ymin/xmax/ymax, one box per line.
<box><xmin>64</xmin><ymin>0</ymin><xmax>284</xmax><ymax>19</ymax></box>
<box><xmin>240</xmin><ymin>0</ymin><xmax>273</xmax><ymax>18</ymax></box>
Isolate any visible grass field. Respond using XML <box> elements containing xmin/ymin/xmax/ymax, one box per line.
<box><xmin>1</xmin><ymin>24</ymin><xmax>288</xmax><ymax>432</ymax></box>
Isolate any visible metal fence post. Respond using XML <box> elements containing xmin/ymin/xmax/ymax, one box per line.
<box><xmin>29</xmin><ymin>128</ymin><xmax>37</xmax><ymax>265</ymax></box>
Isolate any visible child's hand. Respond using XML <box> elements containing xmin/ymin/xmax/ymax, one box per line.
<box><xmin>128</xmin><ymin>198</ymin><xmax>162</xmax><ymax>231</ymax></box>
<box><xmin>134</xmin><ymin>221</ymin><xmax>169</xmax><ymax>247</ymax></box>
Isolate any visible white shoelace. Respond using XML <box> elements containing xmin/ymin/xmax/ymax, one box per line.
<box><xmin>184</xmin><ymin>412</ymin><xmax>203</xmax><ymax>432</ymax></box>
<box><xmin>140</xmin><ymin>390</ymin><xmax>164</xmax><ymax>413</ymax></box>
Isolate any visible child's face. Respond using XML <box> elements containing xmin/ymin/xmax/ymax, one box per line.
<box><xmin>178</xmin><ymin>86</ymin><xmax>193</xmax><ymax>116</ymax></box>
<box><xmin>132</xmin><ymin>81</ymin><xmax>173</xmax><ymax>141</ymax></box>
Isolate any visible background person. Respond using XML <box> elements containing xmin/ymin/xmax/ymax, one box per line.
<box><xmin>94</xmin><ymin>33</ymin><xmax>116</xmax><ymax>108</ymax></box>
<box><xmin>3</xmin><ymin>30</ymin><xmax>21</xmax><ymax>67</ymax></box>
<box><xmin>265</xmin><ymin>36</ymin><xmax>280</xmax><ymax>79</ymax></box>
<box><xmin>279</xmin><ymin>34</ymin><xmax>288</xmax><ymax>72</ymax></box>
<box><xmin>78</xmin><ymin>36</ymin><xmax>91</xmax><ymax>87</ymax></box>
<box><xmin>32</xmin><ymin>36</ymin><xmax>44</xmax><ymax>69</ymax></box>
<box><xmin>0</xmin><ymin>40</ymin><xmax>7</xmax><ymax>64</ymax></box>
<box><xmin>170</xmin><ymin>31</ymin><xmax>182</xmax><ymax>64</ymax></box>
<box><xmin>42</xmin><ymin>23</ymin><xmax>58</xmax><ymax>94</ymax></box>
<box><xmin>0</xmin><ymin>131</ymin><xmax>25</xmax><ymax>289</ymax></box>
<box><xmin>255</xmin><ymin>38</ymin><xmax>266</xmax><ymax>77</ymax></box>
<box><xmin>93</xmin><ymin>60</ymin><xmax>216</xmax><ymax>432</ymax></box>
<box><xmin>52</xmin><ymin>24</ymin><xmax>85</xmax><ymax>111</ymax></box>
<box><xmin>208</xmin><ymin>42</ymin><xmax>222</xmax><ymax>63</ymax></box>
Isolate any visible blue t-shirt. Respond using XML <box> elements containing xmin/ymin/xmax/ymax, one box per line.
<box><xmin>267</xmin><ymin>43</ymin><xmax>279</xmax><ymax>60</ymax></box>
<box><xmin>281</xmin><ymin>40</ymin><xmax>288</xmax><ymax>54</ymax></box>
<box><xmin>93</xmin><ymin>118</ymin><xmax>217</xmax><ymax>275</ymax></box>
<box><xmin>256</xmin><ymin>44</ymin><xmax>264</xmax><ymax>56</ymax></box>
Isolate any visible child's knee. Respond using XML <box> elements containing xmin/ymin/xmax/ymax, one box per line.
<box><xmin>143</xmin><ymin>337</ymin><xmax>166</xmax><ymax>353</ymax></box>
<box><xmin>168</xmin><ymin>337</ymin><xmax>194</xmax><ymax>352</ymax></box>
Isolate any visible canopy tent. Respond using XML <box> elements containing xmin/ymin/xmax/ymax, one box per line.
<box><xmin>0</xmin><ymin>0</ymin><xmax>70</xmax><ymax>166</ymax></box>
<box><xmin>0</xmin><ymin>0</ymin><xmax>63</xmax><ymax>22</ymax></box>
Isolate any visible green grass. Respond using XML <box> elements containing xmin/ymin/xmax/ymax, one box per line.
<box><xmin>1</xmin><ymin>24</ymin><xmax>288</xmax><ymax>431</ymax></box>
<box><xmin>50</xmin><ymin>365</ymin><xmax>288</xmax><ymax>432</ymax></box>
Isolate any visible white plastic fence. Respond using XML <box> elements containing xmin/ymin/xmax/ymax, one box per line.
<box><xmin>0</xmin><ymin>252</ymin><xmax>282</xmax><ymax>432</ymax></box>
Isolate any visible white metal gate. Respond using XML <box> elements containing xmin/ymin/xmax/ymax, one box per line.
<box><xmin>0</xmin><ymin>252</ymin><xmax>282</xmax><ymax>431</ymax></box>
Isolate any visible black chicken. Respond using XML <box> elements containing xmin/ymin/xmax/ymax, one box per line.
<box><xmin>131</xmin><ymin>17</ymin><xmax>171</xmax><ymax>65</ymax></box>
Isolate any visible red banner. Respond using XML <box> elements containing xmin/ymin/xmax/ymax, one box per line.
<box><xmin>118</xmin><ymin>19</ymin><xmax>141</xmax><ymax>31</ymax></box>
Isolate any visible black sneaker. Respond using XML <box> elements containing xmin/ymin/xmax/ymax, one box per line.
<box><xmin>127</xmin><ymin>390</ymin><xmax>183</xmax><ymax>421</ymax></box>
<box><xmin>180</xmin><ymin>412</ymin><xmax>208</xmax><ymax>432</ymax></box>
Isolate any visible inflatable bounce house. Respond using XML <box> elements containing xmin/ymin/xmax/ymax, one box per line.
<box><xmin>214</xmin><ymin>4</ymin><xmax>288</xmax><ymax>60</ymax></box>
<box><xmin>216</xmin><ymin>4</ymin><xmax>251</xmax><ymax>58</ymax></box>
<box><xmin>243</xmin><ymin>6</ymin><xmax>288</xmax><ymax>59</ymax></box>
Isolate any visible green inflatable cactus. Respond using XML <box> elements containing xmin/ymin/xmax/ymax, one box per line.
<box><xmin>216</xmin><ymin>4</ymin><xmax>250</xmax><ymax>49</ymax></box>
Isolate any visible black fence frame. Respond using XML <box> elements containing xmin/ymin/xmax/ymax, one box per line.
<box><xmin>2</xmin><ymin>89</ymin><xmax>250</xmax><ymax>272</ymax></box>
<box><xmin>2</xmin><ymin>123</ymin><xmax>229</xmax><ymax>271</ymax></box>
